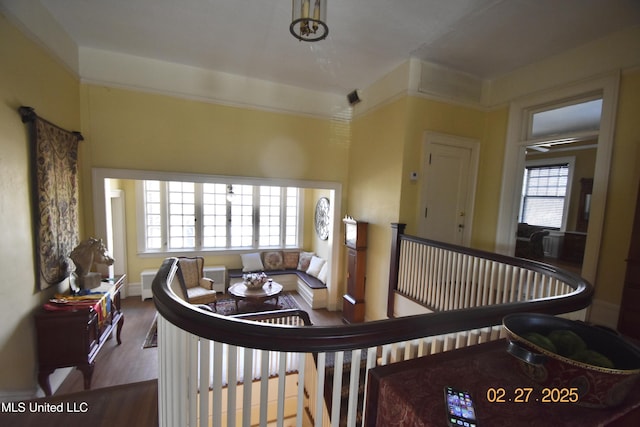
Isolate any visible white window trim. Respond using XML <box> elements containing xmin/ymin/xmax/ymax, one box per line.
<box><xmin>136</xmin><ymin>180</ymin><xmax>301</xmax><ymax>255</ymax></box>
<box><xmin>93</xmin><ymin>168</ymin><xmax>341</xmax><ymax>255</ymax></box>
<box><xmin>521</xmin><ymin>156</ymin><xmax>575</xmax><ymax>232</ymax></box>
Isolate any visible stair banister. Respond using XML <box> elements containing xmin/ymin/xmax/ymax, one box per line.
<box><xmin>152</xmin><ymin>223</ymin><xmax>593</xmax><ymax>427</ymax></box>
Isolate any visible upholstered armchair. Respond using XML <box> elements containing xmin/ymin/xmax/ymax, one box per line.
<box><xmin>515</xmin><ymin>223</ymin><xmax>549</xmax><ymax>260</ymax></box>
<box><xmin>176</xmin><ymin>257</ymin><xmax>217</xmax><ymax>309</ymax></box>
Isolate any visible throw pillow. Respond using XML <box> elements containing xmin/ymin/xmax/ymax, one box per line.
<box><xmin>283</xmin><ymin>251</ymin><xmax>300</xmax><ymax>269</ymax></box>
<box><xmin>317</xmin><ymin>262</ymin><xmax>328</xmax><ymax>284</ymax></box>
<box><xmin>241</xmin><ymin>252</ymin><xmax>264</xmax><ymax>272</ymax></box>
<box><xmin>297</xmin><ymin>251</ymin><xmax>315</xmax><ymax>271</ymax></box>
<box><xmin>306</xmin><ymin>256</ymin><xmax>326</xmax><ymax>278</ymax></box>
<box><xmin>262</xmin><ymin>251</ymin><xmax>284</xmax><ymax>270</ymax></box>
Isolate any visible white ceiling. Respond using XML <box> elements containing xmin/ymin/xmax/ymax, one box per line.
<box><xmin>5</xmin><ymin>0</ymin><xmax>640</xmax><ymax>96</ymax></box>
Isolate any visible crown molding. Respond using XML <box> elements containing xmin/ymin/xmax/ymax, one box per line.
<box><xmin>78</xmin><ymin>47</ymin><xmax>351</xmax><ymax>121</ymax></box>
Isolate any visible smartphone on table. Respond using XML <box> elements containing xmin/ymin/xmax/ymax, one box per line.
<box><xmin>444</xmin><ymin>386</ymin><xmax>478</xmax><ymax>427</ymax></box>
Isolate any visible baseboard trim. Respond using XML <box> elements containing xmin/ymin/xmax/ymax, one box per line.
<box><xmin>128</xmin><ymin>282</ymin><xmax>142</xmax><ymax>297</ymax></box>
<box><xmin>0</xmin><ymin>388</ymin><xmax>37</xmax><ymax>402</ymax></box>
<box><xmin>0</xmin><ymin>367</ymin><xmax>76</xmax><ymax>401</ymax></box>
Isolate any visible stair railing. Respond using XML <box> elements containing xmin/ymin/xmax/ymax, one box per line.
<box><xmin>152</xmin><ymin>224</ymin><xmax>592</xmax><ymax>427</ymax></box>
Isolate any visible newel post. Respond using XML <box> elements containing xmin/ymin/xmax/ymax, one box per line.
<box><xmin>387</xmin><ymin>223</ymin><xmax>406</xmax><ymax>318</ymax></box>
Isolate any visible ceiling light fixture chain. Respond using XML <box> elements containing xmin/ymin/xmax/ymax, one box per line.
<box><xmin>290</xmin><ymin>0</ymin><xmax>328</xmax><ymax>42</ymax></box>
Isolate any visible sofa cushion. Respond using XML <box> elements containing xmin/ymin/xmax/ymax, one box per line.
<box><xmin>282</xmin><ymin>251</ymin><xmax>300</xmax><ymax>269</ymax></box>
<box><xmin>306</xmin><ymin>255</ymin><xmax>326</xmax><ymax>279</ymax></box>
<box><xmin>297</xmin><ymin>251</ymin><xmax>315</xmax><ymax>271</ymax></box>
<box><xmin>241</xmin><ymin>252</ymin><xmax>264</xmax><ymax>272</ymax></box>
<box><xmin>228</xmin><ymin>268</ymin><xmax>326</xmax><ymax>290</ymax></box>
<box><xmin>295</xmin><ymin>271</ymin><xmax>326</xmax><ymax>289</ymax></box>
<box><xmin>262</xmin><ymin>251</ymin><xmax>284</xmax><ymax>270</ymax></box>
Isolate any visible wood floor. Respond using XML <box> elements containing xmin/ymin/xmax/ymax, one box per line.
<box><xmin>1</xmin><ymin>380</ymin><xmax>159</xmax><ymax>427</ymax></box>
<box><xmin>4</xmin><ymin>292</ymin><xmax>343</xmax><ymax>427</ymax></box>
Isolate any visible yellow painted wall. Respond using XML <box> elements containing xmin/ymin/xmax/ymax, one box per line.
<box><xmin>349</xmin><ymin>98</ymin><xmax>407</xmax><ymax>320</ymax></box>
<box><xmin>349</xmin><ymin>95</ymin><xmax>507</xmax><ymax>320</ymax></box>
<box><xmin>0</xmin><ymin>14</ymin><xmax>80</xmax><ymax>394</ymax></box>
<box><xmin>79</xmin><ymin>85</ymin><xmax>350</xmax><ymax>283</ymax></box>
<box><xmin>472</xmin><ymin>107</ymin><xmax>509</xmax><ymax>251</ymax></box>
<box><xmin>595</xmin><ymin>69</ymin><xmax>640</xmax><ymax>305</ymax></box>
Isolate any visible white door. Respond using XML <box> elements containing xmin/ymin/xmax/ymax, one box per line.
<box><xmin>419</xmin><ymin>135</ymin><xmax>478</xmax><ymax>246</ymax></box>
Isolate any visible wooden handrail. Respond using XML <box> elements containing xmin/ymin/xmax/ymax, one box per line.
<box><xmin>153</xmin><ymin>225</ymin><xmax>594</xmax><ymax>427</ymax></box>
<box><xmin>387</xmin><ymin>223</ymin><xmax>592</xmax><ymax>315</ymax></box>
<box><xmin>153</xmin><ymin>240</ymin><xmax>593</xmax><ymax>353</ymax></box>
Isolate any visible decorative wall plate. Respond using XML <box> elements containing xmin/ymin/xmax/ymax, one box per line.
<box><xmin>314</xmin><ymin>197</ymin><xmax>330</xmax><ymax>240</ymax></box>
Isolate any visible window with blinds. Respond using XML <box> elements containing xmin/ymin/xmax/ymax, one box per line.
<box><xmin>520</xmin><ymin>164</ymin><xmax>569</xmax><ymax>228</ymax></box>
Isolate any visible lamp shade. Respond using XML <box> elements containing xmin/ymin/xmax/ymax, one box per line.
<box><xmin>290</xmin><ymin>0</ymin><xmax>328</xmax><ymax>42</ymax></box>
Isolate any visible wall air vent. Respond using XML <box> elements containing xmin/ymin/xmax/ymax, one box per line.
<box><xmin>418</xmin><ymin>61</ymin><xmax>483</xmax><ymax>105</ymax></box>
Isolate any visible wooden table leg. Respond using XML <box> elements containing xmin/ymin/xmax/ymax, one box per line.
<box><xmin>116</xmin><ymin>314</ymin><xmax>124</xmax><ymax>345</ymax></box>
<box><xmin>78</xmin><ymin>363</ymin><xmax>95</xmax><ymax>390</ymax></box>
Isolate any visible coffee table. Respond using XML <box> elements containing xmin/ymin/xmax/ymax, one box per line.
<box><xmin>228</xmin><ymin>281</ymin><xmax>283</xmax><ymax>312</ymax></box>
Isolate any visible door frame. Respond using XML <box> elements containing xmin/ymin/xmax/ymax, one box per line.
<box><xmin>418</xmin><ymin>131</ymin><xmax>480</xmax><ymax>246</ymax></box>
<box><xmin>108</xmin><ymin>189</ymin><xmax>127</xmax><ymax>278</ymax></box>
<box><xmin>495</xmin><ymin>72</ymin><xmax>619</xmax><ymax>288</ymax></box>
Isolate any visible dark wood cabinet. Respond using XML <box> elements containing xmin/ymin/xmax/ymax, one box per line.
<box><xmin>576</xmin><ymin>178</ymin><xmax>593</xmax><ymax>232</ymax></box>
<box><xmin>343</xmin><ymin>218</ymin><xmax>367</xmax><ymax>323</ymax></box>
<box><xmin>617</xmin><ymin>184</ymin><xmax>640</xmax><ymax>339</ymax></box>
<box><xmin>35</xmin><ymin>275</ymin><xmax>125</xmax><ymax>396</ymax></box>
<box><xmin>560</xmin><ymin>231</ymin><xmax>587</xmax><ymax>263</ymax></box>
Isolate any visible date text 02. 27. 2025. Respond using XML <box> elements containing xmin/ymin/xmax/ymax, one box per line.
<box><xmin>486</xmin><ymin>387</ymin><xmax>579</xmax><ymax>403</ymax></box>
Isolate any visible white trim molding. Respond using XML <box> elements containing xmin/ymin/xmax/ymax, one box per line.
<box><xmin>496</xmin><ymin>72</ymin><xmax>620</xmax><ymax>289</ymax></box>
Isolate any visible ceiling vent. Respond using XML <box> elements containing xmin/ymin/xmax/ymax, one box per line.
<box><xmin>347</xmin><ymin>90</ymin><xmax>361</xmax><ymax>106</ymax></box>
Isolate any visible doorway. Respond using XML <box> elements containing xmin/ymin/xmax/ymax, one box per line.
<box><xmin>418</xmin><ymin>132</ymin><xmax>479</xmax><ymax>246</ymax></box>
<box><xmin>519</xmin><ymin>144</ymin><xmax>596</xmax><ymax>275</ymax></box>
<box><xmin>106</xmin><ymin>188</ymin><xmax>127</xmax><ymax>279</ymax></box>
<box><xmin>496</xmin><ymin>73</ymin><xmax>618</xmax><ymax>293</ymax></box>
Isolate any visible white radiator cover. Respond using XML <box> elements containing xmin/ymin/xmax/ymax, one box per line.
<box><xmin>141</xmin><ymin>266</ymin><xmax>226</xmax><ymax>300</ymax></box>
<box><xmin>203</xmin><ymin>266</ymin><xmax>226</xmax><ymax>293</ymax></box>
<box><xmin>140</xmin><ymin>269</ymin><xmax>157</xmax><ymax>300</ymax></box>
<box><xmin>543</xmin><ymin>232</ymin><xmax>563</xmax><ymax>259</ymax></box>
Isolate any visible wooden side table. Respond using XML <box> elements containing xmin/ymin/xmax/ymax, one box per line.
<box><xmin>35</xmin><ymin>275</ymin><xmax>126</xmax><ymax>396</ymax></box>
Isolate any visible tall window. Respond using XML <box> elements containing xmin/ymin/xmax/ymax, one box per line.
<box><xmin>141</xmin><ymin>180</ymin><xmax>300</xmax><ymax>252</ymax></box>
<box><xmin>520</xmin><ymin>163</ymin><xmax>570</xmax><ymax>228</ymax></box>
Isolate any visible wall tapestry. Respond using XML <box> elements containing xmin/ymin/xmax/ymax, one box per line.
<box><xmin>19</xmin><ymin>106</ymin><xmax>84</xmax><ymax>289</ymax></box>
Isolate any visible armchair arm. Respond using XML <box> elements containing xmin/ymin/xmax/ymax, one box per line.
<box><xmin>200</xmin><ymin>277</ymin><xmax>215</xmax><ymax>290</ymax></box>
<box><xmin>529</xmin><ymin>230</ymin><xmax>549</xmax><ymax>244</ymax></box>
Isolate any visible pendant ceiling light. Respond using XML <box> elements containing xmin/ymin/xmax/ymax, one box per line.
<box><xmin>290</xmin><ymin>0</ymin><xmax>328</xmax><ymax>42</ymax></box>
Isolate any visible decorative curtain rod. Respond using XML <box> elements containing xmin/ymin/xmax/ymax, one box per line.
<box><xmin>18</xmin><ymin>106</ymin><xmax>84</xmax><ymax>141</ymax></box>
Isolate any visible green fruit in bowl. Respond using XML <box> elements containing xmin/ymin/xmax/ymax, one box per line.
<box><xmin>523</xmin><ymin>332</ymin><xmax>557</xmax><ymax>353</ymax></box>
<box><xmin>571</xmin><ymin>349</ymin><xmax>615</xmax><ymax>369</ymax></box>
<box><xmin>548</xmin><ymin>330</ymin><xmax>587</xmax><ymax>357</ymax></box>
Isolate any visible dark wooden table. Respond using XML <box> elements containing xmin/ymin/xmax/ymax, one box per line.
<box><xmin>227</xmin><ymin>281</ymin><xmax>283</xmax><ymax>311</ymax></box>
<box><xmin>35</xmin><ymin>275</ymin><xmax>126</xmax><ymax>396</ymax></box>
<box><xmin>366</xmin><ymin>339</ymin><xmax>640</xmax><ymax>427</ymax></box>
